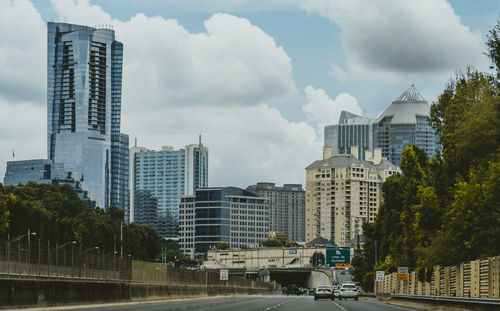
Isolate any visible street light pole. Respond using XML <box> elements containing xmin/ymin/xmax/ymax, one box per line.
<box><xmin>82</xmin><ymin>247</ymin><xmax>99</xmax><ymax>279</ymax></box>
<box><xmin>11</xmin><ymin>230</ymin><xmax>37</xmax><ymax>277</ymax></box>
<box><xmin>57</xmin><ymin>241</ymin><xmax>76</xmax><ymax>279</ymax></box>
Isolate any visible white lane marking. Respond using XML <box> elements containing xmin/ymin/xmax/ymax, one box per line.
<box><xmin>331</xmin><ymin>300</ymin><xmax>348</xmax><ymax>311</ymax></box>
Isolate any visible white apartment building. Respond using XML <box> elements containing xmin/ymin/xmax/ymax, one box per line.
<box><xmin>305</xmin><ymin>146</ymin><xmax>400</xmax><ymax>246</ymax></box>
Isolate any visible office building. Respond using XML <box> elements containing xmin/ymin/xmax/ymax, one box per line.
<box><xmin>131</xmin><ymin>141</ymin><xmax>208</xmax><ymax>237</ymax></box>
<box><xmin>323</xmin><ymin>85</ymin><xmax>438</xmax><ymax>165</ymax></box>
<box><xmin>305</xmin><ymin>147</ymin><xmax>400</xmax><ymax>246</ymax></box>
<box><xmin>324</xmin><ymin>111</ymin><xmax>374</xmax><ymax>160</ymax></box>
<box><xmin>3</xmin><ymin>159</ymin><xmax>95</xmax><ymax>208</ymax></box>
<box><xmin>47</xmin><ymin>22</ymin><xmax>129</xmax><ymax>211</ymax></box>
<box><xmin>374</xmin><ymin>84</ymin><xmax>438</xmax><ymax>165</ymax></box>
<box><xmin>3</xmin><ymin>159</ymin><xmax>66</xmax><ymax>186</ymax></box>
<box><xmin>246</xmin><ymin>183</ymin><xmax>305</xmax><ymax>242</ymax></box>
<box><xmin>179</xmin><ymin>187</ymin><xmax>270</xmax><ymax>260</ymax></box>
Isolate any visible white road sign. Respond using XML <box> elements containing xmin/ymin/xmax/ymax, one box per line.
<box><xmin>397</xmin><ymin>267</ymin><xmax>408</xmax><ymax>274</ymax></box>
<box><xmin>376</xmin><ymin>270</ymin><xmax>385</xmax><ymax>282</ymax></box>
<box><xmin>220</xmin><ymin>269</ymin><xmax>229</xmax><ymax>281</ymax></box>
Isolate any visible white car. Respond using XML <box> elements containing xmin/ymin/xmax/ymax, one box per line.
<box><xmin>338</xmin><ymin>283</ymin><xmax>358</xmax><ymax>300</ymax></box>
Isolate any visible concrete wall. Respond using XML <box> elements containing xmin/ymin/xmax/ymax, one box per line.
<box><xmin>0</xmin><ymin>278</ymin><xmax>278</xmax><ymax>309</ymax></box>
<box><xmin>205</xmin><ymin>247</ymin><xmax>326</xmax><ymax>269</ymax></box>
<box><xmin>307</xmin><ymin>270</ymin><xmax>331</xmax><ymax>288</ymax></box>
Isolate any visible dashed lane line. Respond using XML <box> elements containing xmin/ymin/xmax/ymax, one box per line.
<box><xmin>331</xmin><ymin>300</ymin><xmax>348</xmax><ymax>311</ymax></box>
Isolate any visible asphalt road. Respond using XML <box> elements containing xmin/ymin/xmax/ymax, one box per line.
<box><xmin>43</xmin><ymin>295</ymin><xmax>419</xmax><ymax>311</ymax></box>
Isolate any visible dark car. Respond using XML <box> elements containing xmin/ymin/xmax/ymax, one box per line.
<box><xmin>286</xmin><ymin>283</ymin><xmax>299</xmax><ymax>295</ymax></box>
<box><xmin>314</xmin><ymin>284</ymin><xmax>334</xmax><ymax>301</ymax></box>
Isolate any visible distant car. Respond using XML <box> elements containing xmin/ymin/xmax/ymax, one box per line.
<box><xmin>332</xmin><ymin>285</ymin><xmax>341</xmax><ymax>298</ymax></box>
<box><xmin>282</xmin><ymin>287</ymin><xmax>287</xmax><ymax>295</ymax></box>
<box><xmin>314</xmin><ymin>284</ymin><xmax>334</xmax><ymax>301</ymax></box>
<box><xmin>308</xmin><ymin>288</ymin><xmax>315</xmax><ymax>295</ymax></box>
<box><xmin>338</xmin><ymin>283</ymin><xmax>358</xmax><ymax>300</ymax></box>
<box><xmin>286</xmin><ymin>283</ymin><xmax>300</xmax><ymax>296</ymax></box>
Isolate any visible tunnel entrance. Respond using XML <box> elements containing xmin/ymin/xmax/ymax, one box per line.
<box><xmin>270</xmin><ymin>270</ymin><xmax>310</xmax><ymax>288</ymax></box>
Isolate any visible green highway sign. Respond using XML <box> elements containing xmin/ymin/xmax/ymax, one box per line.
<box><xmin>326</xmin><ymin>246</ymin><xmax>351</xmax><ymax>267</ymax></box>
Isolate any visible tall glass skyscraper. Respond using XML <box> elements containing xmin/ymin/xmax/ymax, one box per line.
<box><xmin>324</xmin><ymin>111</ymin><xmax>374</xmax><ymax>160</ymax></box>
<box><xmin>130</xmin><ymin>141</ymin><xmax>208</xmax><ymax>237</ymax></box>
<box><xmin>323</xmin><ymin>85</ymin><xmax>438</xmax><ymax>166</ymax></box>
<box><xmin>47</xmin><ymin>22</ymin><xmax>129</xmax><ymax>210</ymax></box>
<box><xmin>374</xmin><ymin>85</ymin><xmax>438</xmax><ymax>165</ymax></box>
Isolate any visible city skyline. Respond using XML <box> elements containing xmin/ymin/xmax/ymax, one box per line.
<box><xmin>1</xmin><ymin>0</ymin><xmax>499</xmax><ymax>189</ymax></box>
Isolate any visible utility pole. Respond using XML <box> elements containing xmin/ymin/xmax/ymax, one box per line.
<box><xmin>120</xmin><ymin>221</ymin><xmax>123</xmax><ymax>258</ymax></box>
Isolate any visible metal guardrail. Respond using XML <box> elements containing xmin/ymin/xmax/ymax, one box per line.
<box><xmin>391</xmin><ymin>294</ymin><xmax>500</xmax><ymax>306</ymax></box>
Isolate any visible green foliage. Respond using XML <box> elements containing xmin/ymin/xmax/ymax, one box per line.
<box><xmin>353</xmin><ymin>18</ymin><xmax>500</xmax><ymax>287</ymax></box>
<box><xmin>0</xmin><ymin>182</ymin><xmax>161</xmax><ymax>262</ymax></box>
<box><xmin>261</xmin><ymin>239</ymin><xmax>283</xmax><ymax>247</ymax></box>
<box><xmin>215</xmin><ymin>242</ymin><xmax>230</xmax><ymax>250</ymax></box>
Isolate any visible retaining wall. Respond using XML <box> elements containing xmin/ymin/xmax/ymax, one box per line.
<box><xmin>0</xmin><ymin>279</ymin><xmax>277</xmax><ymax>309</ymax></box>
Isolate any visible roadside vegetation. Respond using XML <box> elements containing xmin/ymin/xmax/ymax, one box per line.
<box><xmin>0</xmin><ymin>181</ymin><xmax>192</xmax><ymax>264</ymax></box>
<box><xmin>353</xmin><ymin>19</ymin><xmax>500</xmax><ymax>291</ymax></box>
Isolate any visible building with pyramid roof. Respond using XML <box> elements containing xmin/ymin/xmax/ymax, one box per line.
<box><xmin>374</xmin><ymin>84</ymin><xmax>438</xmax><ymax>165</ymax></box>
<box><xmin>323</xmin><ymin>85</ymin><xmax>439</xmax><ymax>166</ymax></box>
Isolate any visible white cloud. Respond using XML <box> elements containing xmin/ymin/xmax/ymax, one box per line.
<box><xmin>303</xmin><ymin>86</ymin><xmax>361</xmax><ymax>140</ymax></box>
<box><xmin>51</xmin><ymin>0</ymin><xmax>296</xmax><ymax>108</ymax></box>
<box><xmin>0</xmin><ymin>0</ymin><xmax>322</xmax><ymax>187</ymax></box>
<box><xmin>125</xmin><ymin>104</ymin><xmax>322</xmax><ymax>187</ymax></box>
<box><xmin>0</xmin><ymin>101</ymin><xmax>46</xmax><ymax>175</ymax></box>
<box><xmin>0</xmin><ymin>0</ymin><xmax>46</xmax><ymax>102</ymax></box>
<box><xmin>302</xmin><ymin>0</ymin><xmax>486</xmax><ymax>81</ymax></box>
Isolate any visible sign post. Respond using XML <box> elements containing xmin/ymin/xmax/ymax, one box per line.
<box><xmin>375</xmin><ymin>270</ymin><xmax>385</xmax><ymax>295</ymax></box>
<box><xmin>219</xmin><ymin>269</ymin><xmax>229</xmax><ymax>281</ymax></box>
<box><xmin>397</xmin><ymin>267</ymin><xmax>408</xmax><ymax>280</ymax></box>
<box><xmin>326</xmin><ymin>246</ymin><xmax>351</xmax><ymax>268</ymax></box>
<box><xmin>376</xmin><ymin>270</ymin><xmax>385</xmax><ymax>282</ymax></box>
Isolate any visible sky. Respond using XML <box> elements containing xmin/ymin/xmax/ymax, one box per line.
<box><xmin>0</xmin><ymin>0</ymin><xmax>499</xmax><ymax>189</ymax></box>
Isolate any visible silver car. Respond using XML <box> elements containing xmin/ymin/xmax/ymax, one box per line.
<box><xmin>314</xmin><ymin>284</ymin><xmax>334</xmax><ymax>300</ymax></box>
<box><xmin>338</xmin><ymin>283</ymin><xmax>358</xmax><ymax>300</ymax></box>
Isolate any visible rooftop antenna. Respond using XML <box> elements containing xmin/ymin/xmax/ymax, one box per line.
<box><xmin>199</xmin><ymin>134</ymin><xmax>202</xmax><ymax>146</ymax></box>
<box><xmin>134</xmin><ymin>137</ymin><xmax>137</xmax><ymax>147</ymax></box>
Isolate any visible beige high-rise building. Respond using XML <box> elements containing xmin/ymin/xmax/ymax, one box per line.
<box><xmin>305</xmin><ymin>146</ymin><xmax>400</xmax><ymax>246</ymax></box>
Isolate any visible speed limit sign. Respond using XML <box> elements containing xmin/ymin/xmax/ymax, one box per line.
<box><xmin>220</xmin><ymin>269</ymin><xmax>229</xmax><ymax>280</ymax></box>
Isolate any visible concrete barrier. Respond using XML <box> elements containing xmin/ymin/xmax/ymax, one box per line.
<box><xmin>0</xmin><ymin>279</ymin><xmax>278</xmax><ymax>309</ymax></box>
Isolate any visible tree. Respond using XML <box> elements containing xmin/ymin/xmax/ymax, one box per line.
<box><xmin>486</xmin><ymin>17</ymin><xmax>500</xmax><ymax>84</ymax></box>
<box><xmin>310</xmin><ymin>251</ymin><xmax>325</xmax><ymax>268</ymax></box>
<box><xmin>261</xmin><ymin>239</ymin><xmax>282</xmax><ymax>247</ymax></box>
<box><xmin>215</xmin><ymin>242</ymin><xmax>229</xmax><ymax>250</ymax></box>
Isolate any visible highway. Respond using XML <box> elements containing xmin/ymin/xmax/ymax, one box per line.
<box><xmin>36</xmin><ymin>295</ymin><xmax>418</xmax><ymax>311</ymax></box>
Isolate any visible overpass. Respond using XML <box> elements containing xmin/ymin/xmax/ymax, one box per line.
<box><xmin>212</xmin><ymin>267</ymin><xmax>336</xmax><ymax>288</ymax></box>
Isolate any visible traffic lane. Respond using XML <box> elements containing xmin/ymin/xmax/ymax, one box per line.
<box><xmin>67</xmin><ymin>295</ymin><xmax>297</xmax><ymax>311</ymax></box>
<box><xmin>333</xmin><ymin>297</ymin><xmax>420</xmax><ymax>311</ymax></box>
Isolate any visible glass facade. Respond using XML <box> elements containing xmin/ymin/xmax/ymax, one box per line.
<box><xmin>374</xmin><ymin>85</ymin><xmax>438</xmax><ymax>165</ymax></box>
<box><xmin>179</xmin><ymin>187</ymin><xmax>270</xmax><ymax>259</ymax></box>
<box><xmin>324</xmin><ymin>86</ymin><xmax>438</xmax><ymax>166</ymax></box>
<box><xmin>47</xmin><ymin>22</ymin><xmax>129</xmax><ymax>210</ymax></box>
<box><xmin>324</xmin><ymin>111</ymin><xmax>374</xmax><ymax>160</ymax></box>
<box><xmin>132</xmin><ymin>143</ymin><xmax>208</xmax><ymax>237</ymax></box>
<box><xmin>3</xmin><ymin>159</ymin><xmax>96</xmax><ymax>208</ymax></box>
<box><xmin>3</xmin><ymin>159</ymin><xmax>65</xmax><ymax>186</ymax></box>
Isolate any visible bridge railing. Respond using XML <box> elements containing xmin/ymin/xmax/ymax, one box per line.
<box><xmin>376</xmin><ymin>255</ymin><xmax>500</xmax><ymax>298</ymax></box>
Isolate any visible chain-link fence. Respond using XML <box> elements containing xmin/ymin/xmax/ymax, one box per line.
<box><xmin>0</xmin><ymin>236</ymin><xmax>274</xmax><ymax>290</ymax></box>
<box><xmin>0</xmin><ymin>236</ymin><xmax>130</xmax><ymax>281</ymax></box>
